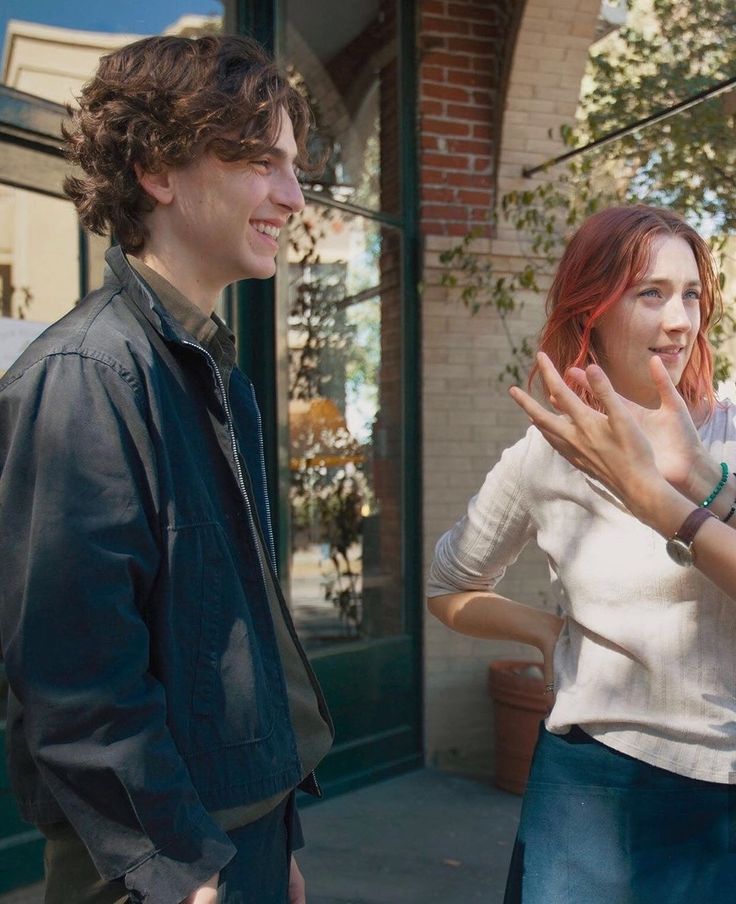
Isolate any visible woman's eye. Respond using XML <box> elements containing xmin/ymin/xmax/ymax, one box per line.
<box><xmin>638</xmin><ymin>288</ymin><xmax>660</xmax><ymax>298</ymax></box>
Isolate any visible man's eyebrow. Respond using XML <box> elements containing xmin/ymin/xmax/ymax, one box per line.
<box><xmin>263</xmin><ymin>146</ymin><xmax>297</xmax><ymax>162</ymax></box>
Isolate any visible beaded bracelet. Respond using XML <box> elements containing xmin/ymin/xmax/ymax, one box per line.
<box><xmin>723</xmin><ymin>485</ymin><xmax>736</xmax><ymax>524</ymax></box>
<box><xmin>701</xmin><ymin>461</ymin><xmax>729</xmax><ymax>508</ymax></box>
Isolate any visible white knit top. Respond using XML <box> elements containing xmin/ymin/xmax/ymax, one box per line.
<box><xmin>427</xmin><ymin>402</ymin><xmax>736</xmax><ymax>784</ymax></box>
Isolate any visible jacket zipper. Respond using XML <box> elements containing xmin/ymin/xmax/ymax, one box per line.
<box><xmin>249</xmin><ymin>381</ymin><xmax>277</xmax><ymax>573</ymax></box>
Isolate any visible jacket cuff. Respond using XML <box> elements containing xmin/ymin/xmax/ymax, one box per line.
<box><xmin>124</xmin><ymin>821</ymin><xmax>236</xmax><ymax>904</ymax></box>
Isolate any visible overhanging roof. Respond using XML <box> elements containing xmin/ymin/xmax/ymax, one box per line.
<box><xmin>0</xmin><ymin>84</ymin><xmax>70</xmax><ymax>198</ymax></box>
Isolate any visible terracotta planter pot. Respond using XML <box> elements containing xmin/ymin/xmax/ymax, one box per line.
<box><xmin>487</xmin><ymin>660</ymin><xmax>548</xmax><ymax>795</ymax></box>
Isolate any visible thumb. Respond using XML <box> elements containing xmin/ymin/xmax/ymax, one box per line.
<box><xmin>649</xmin><ymin>355</ymin><xmax>685</xmax><ymax>410</ymax></box>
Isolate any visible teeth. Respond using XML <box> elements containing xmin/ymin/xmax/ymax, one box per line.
<box><xmin>253</xmin><ymin>222</ymin><xmax>280</xmax><ymax>239</ymax></box>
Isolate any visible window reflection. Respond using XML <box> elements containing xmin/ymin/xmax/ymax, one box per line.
<box><xmin>285</xmin><ymin>204</ymin><xmax>402</xmax><ymax>647</ymax></box>
<box><xmin>283</xmin><ymin>0</ymin><xmax>399</xmax><ymax>214</ymax></box>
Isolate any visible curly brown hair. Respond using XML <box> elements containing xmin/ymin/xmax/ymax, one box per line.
<box><xmin>63</xmin><ymin>34</ymin><xmax>317</xmax><ymax>252</ymax></box>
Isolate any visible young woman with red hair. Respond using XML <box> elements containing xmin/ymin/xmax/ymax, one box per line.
<box><xmin>427</xmin><ymin>205</ymin><xmax>736</xmax><ymax>903</ymax></box>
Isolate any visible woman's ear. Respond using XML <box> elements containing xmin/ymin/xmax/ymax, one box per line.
<box><xmin>134</xmin><ymin>163</ymin><xmax>174</xmax><ymax>206</ymax></box>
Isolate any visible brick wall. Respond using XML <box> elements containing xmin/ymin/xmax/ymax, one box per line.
<box><xmin>419</xmin><ymin>0</ymin><xmax>601</xmax><ymax>776</ymax></box>
<box><xmin>419</xmin><ymin>0</ymin><xmax>515</xmax><ymax>239</ymax></box>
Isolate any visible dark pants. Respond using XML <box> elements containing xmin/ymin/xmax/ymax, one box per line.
<box><xmin>217</xmin><ymin>795</ymin><xmax>302</xmax><ymax>904</ymax></box>
<box><xmin>42</xmin><ymin>795</ymin><xmax>302</xmax><ymax>904</ymax></box>
<box><xmin>504</xmin><ymin>724</ymin><xmax>736</xmax><ymax>904</ymax></box>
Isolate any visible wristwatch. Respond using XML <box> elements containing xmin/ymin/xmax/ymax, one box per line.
<box><xmin>665</xmin><ymin>507</ymin><xmax>716</xmax><ymax>567</ymax></box>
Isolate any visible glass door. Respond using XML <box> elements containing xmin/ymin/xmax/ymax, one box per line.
<box><xmin>273</xmin><ymin>0</ymin><xmax>422</xmax><ymax>793</ymax></box>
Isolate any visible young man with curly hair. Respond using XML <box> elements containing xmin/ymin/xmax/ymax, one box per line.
<box><xmin>0</xmin><ymin>34</ymin><xmax>333</xmax><ymax>904</ymax></box>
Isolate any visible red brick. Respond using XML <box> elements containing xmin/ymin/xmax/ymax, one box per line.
<box><xmin>423</xmin><ymin>118</ymin><xmax>471</xmax><ymax>136</ymax></box>
<box><xmin>423</xmin><ymin>51</ymin><xmax>471</xmax><ymax>68</ymax></box>
<box><xmin>422</xmin><ymin>0</ymin><xmax>446</xmax><ymax>13</ymax></box>
<box><xmin>421</xmin><ymin>134</ymin><xmax>440</xmax><ymax>149</ymax></box>
<box><xmin>447</xmin><ymin>36</ymin><xmax>493</xmax><ymax>55</ymax></box>
<box><xmin>473</xmin><ymin>124</ymin><xmax>492</xmax><ymax>139</ymax></box>
<box><xmin>446</xmin><ymin>171</ymin><xmax>491</xmax><ymax>187</ymax></box>
<box><xmin>421</xmin><ymin>99</ymin><xmax>444</xmax><ymax>116</ymax></box>
<box><xmin>447</xmin><ymin>70</ymin><xmax>487</xmax><ymax>87</ymax></box>
<box><xmin>472</xmin><ymin>54</ymin><xmax>497</xmax><ymax>72</ymax></box>
<box><xmin>422</xmin><ymin>83</ymin><xmax>469</xmax><ymax>102</ymax></box>
<box><xmin>458</xmin><ymin>189</ymin><xmax>493</xmax><ymax>205</ymax></box>
<box><xmin>423</xmin><ymin>152</ymin><xmax>470</xmax><ymax>169</ymax></box>
<box><xmin>423</xmin><ymin>204</ymin><xmax>468</xmax><ymax>219</ymax></box>
<box><xmin>421</xmin><ymin>66</ymin><xmax>445</xmax><ymax>82</ymax></box>
<box><xmin>422</xmin><ymin>15</ymin><xmax>470</xmax><ymax>34</ymax></box>
<box><xmin>447</xmin><ymin>2</ymin><xmax>500</xmax><ymax>23</ymax></box>
<box><xmin>473</xmin><ymin>157</ymin><xmax>491</xmax><ymax>172</ymax></box>
<box><xmin>447</xmin><ymin>222</ymin><xmax>472</xmax><ymax>236</ymax></box>
<box><xmin>422</xmin><ymin>186</ymin><xmax>456</xmax><ymax>202</ymax></box>
<box><xmin>473</xmin><ymin>23</ymin><xmax>501</xmax><ymax>37</ymax></box>
<box><xmin>447</xmin><ymin>103</ymin><xmax>491</xmax><ymax>122</ymax></box>
<box><xmin>472</xmin><ymin>90</ymin><xmax>492</xmax><ymax>104</ymax></box>
<box><xmin>446</xmin><ymin>137</ymin><xmax>490</xmax><ymax>154</ymax></box>
<box><xmin>422</xmin><ymin>168</ymin><xmax>448</xmax><ymax>184</ymax></box>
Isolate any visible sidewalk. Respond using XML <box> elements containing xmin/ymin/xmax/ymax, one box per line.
<box><xmin>1</xmin><ymin>769</ymin><xmax>521</xmax><ymax>904</ymax></box>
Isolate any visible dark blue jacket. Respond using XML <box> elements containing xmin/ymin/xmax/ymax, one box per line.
<box><xmin>0</xmin><ymin>247</ymin><xmax>332</xmax><ymax>902</ymax></box>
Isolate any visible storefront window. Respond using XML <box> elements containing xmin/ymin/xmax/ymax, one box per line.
<box><xmin>277</xmin><ymin>0</ymin><xmax>403</xmax><ymax>649</ymax></box>
<box><xmin>280</xmin><ymin>0</ymin><xmax>399</xmax><ymax>215</ymax></box>
<box><xmin>282</xmin><ymin>202</ymin><xmax>403</xmax><ymax>648</ymax></box>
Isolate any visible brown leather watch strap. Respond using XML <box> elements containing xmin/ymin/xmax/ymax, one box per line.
<box><xmin>673</xmin><ymin>507</ymin><xmax>716</xmax><ymax>545</ymax></box>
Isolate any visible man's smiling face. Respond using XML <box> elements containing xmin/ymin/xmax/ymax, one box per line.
<box><xmin>166</xmin><ymin>107</ymin><xmax>305</xmax><ymax>287</ymax></box>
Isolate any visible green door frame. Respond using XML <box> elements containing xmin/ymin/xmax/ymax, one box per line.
<box><xmin>229</xmin><ymin>0</ymin><xmax>424</xmax><ymax>797</ymax></box>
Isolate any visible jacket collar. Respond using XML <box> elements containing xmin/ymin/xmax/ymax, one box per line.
<box><xmin>103</xmin><ymin>244</ymin><xmax>200</xmax><ymax>348</ymax></box>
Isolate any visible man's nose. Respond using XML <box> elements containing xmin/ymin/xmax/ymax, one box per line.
<box><xmin>276</xmin><ymin>170</ymin><xmax>305</xmax><ymax>215</ymax></box>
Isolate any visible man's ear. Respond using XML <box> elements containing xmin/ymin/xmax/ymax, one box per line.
<box><xmin>134</xmin><ymin>163</ymin><xmax>174</xmax><ymax>206</ymax></box>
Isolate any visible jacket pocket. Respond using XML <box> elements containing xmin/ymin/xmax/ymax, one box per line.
<box><xmin>167</xmin><ymin>521</ymin><xmax>274</xmax><ymax>751</ymax></box>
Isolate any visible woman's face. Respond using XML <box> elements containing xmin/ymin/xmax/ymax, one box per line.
<box><xmin>592</xmin><ymin>235</ymin><xmax>702</xmax><ymax>408</ymax></box>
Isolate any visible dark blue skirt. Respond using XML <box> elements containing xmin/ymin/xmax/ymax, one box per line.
<box><xmin>504</xmin><ymin>724</ymin><xmax>736</xmax><ymax>904</ymax></box>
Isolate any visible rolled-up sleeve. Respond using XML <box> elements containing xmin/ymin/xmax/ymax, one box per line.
<box><xmin>427</xmin><ymin>429</ymin><xmax>536</xmax><ymax>597</ymax></box>
<box><xmin>0</xmin><ymin>352</ymin><xmax>235</xmax><ymax>903</ymax></box>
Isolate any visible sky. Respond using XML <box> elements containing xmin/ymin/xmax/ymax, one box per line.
<box><xmin>1</xmin><ymin>0</ymin><xmax>222</xmax><ymax>52</ymax></box>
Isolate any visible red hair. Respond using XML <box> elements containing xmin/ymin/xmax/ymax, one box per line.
<box><xmin>531</xmin><ymin>205</ymin><xmax>722</xmax><ymax>414</ymax></box>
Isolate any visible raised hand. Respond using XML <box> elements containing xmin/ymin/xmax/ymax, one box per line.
<box><xmin>509</xmin><ymin>353</ymin><xmax>667</xmax><ymax>520</ymax></box>
<box><xmin>565</xmin><ymin>355</ymin><xmax>707</xmax><ymax>497</ymax></box>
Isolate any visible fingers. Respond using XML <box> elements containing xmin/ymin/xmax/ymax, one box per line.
<box><xmin>508</xmin><ymin>384</ymin><xmax>559</xmax><ymax>431</ymax></box>
<box><xmin>535</xmin><ymin>353</ymin><xmax>590</xmax><ymax>419</ymax></box>
<box><xmin>581</xmin><ymin>364</ymin><xmax>632</xmax><ymax>424</ymax></box>
<box><xmin>566</xmin><ymin>366</ymin><xmax>592</xmax><ymax>394</ymax></box>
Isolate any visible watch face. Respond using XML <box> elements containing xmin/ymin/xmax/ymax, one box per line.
<box><xmin>666</xmin><ymin>537</ymin><xmax>694</xmax><ymax>567</ymax></box>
